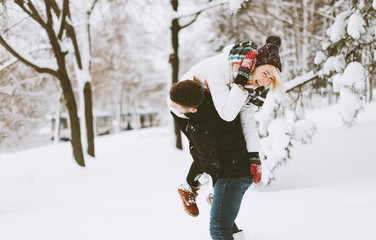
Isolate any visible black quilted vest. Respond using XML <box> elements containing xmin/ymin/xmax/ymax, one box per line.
<box><xmin>184</xmin><ymin>92</ymin><xmax>251</xmax><ymax>179</ymax></box>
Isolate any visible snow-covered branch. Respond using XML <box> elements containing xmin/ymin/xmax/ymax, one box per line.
<box><xmin>87</xmin><ymin>0</ymin><xmax>99</xmax><ymax>15</ymax></box>
<box><xmin>173</xmin><ymin>0</ymin><xmax>228</xmax><ymax>19</ymax></box>
<box><xmin>14</xmin><ymin>0</ymin><xmax>47</xmax><ymax>28</ymax></box>
<box><xmin>285</xmin><ymin>71</ymin><xmax>318</xmax><ymax>93</ymax></box>
<box><xmin>0</xmin><ymin>58</ymin><xmax>18</xmax><ymax>72</ymax></box>
<box><xmin>57</xmin><ymin>0</ymin><xmax>68</xmax><ymax>39</ymax></box>
<box><xmin>275</xmin><ymin>0</ymin><xmax>335</xmax><ymax>20</ymax></box>
<box><xmin>0</xmin><ymin>35</ymin><xmax>58</xmax><ymax>75</ymax></box>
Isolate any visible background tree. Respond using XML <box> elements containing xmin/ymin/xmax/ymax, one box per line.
<box><xmin>0</xmin><ymin>60</ymin><xmax>57</xmax><ymax>150</ymax></box>
<box><xmin>91</xmin><ymin>0</ymin><xmax>169</xmax><ymax>132</ymax></box>
<box><xmin>69</xmin><ymin>0</ymin><xmax>99</xmax><ymax>157</ymax></box>
<box><xmin>0</xmin><ymin>0</ymin><xmax>98</xmax><ymax>165</ymax></box>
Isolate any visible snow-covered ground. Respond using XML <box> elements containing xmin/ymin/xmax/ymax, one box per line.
<box><xmin>0</xmin><ymin>102</ymin><xmax>375</xmax><ymax>240</ymax></box>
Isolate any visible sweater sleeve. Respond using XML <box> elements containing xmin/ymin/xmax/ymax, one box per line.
<box><xmin>240</xmin><ymin>105</ymin><xmax>261</xmax><ymax>152</ymax></box>
<box><xmin>208</xmin><ymin>83</ymin><xmax>248</xmax><ymax>122</ymax></box>
<box><xmin>191</xmin><ymin>53</ymin><xmax>249</xmax><ymax>122</ymax></box>
<box><xmin>179</xmin><ymin>52</ymin><xmax>249</xmax><ymax>122</ymax></box>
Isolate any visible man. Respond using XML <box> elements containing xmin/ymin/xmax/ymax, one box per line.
<box><xmin>170</xmin><ymin>79</ymin><xmax>253</xmax><ymax>239</ymax></box>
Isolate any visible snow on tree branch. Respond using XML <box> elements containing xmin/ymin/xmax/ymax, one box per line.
<box><xmin>347</xmin><ymin>12</ymin><xmax>366</xmax><ymax>40</ymax></box>
<box><xmin>228</xmin><ymin>0</ymin><xmax>248</xmax><ymax>12</ymax></box>
<box><xmin>314</xmin><ymin>1</ymin><xmax>375</xmax><ymax>126</ymax></box>
<box><xmin>284</xmin><ymin>71</ymin><xmax>317</xmax><ymax>93</ymax></box>
<box><xmin>0</xmin><ymin>35</ymin><xmax>58</xmax><ymax>75</ymax></box>
<box><xmin>333</xmin><ymin>62</ymin><xmax>366</xmax><ymax>126</ymax></box>
<box><xmin>173</xmin><ymin>0</ymin><xmax>247</xmax><ymax>19</ymax></box>
<box><xmin>0</xmin><ymin>58</ymin><xmax>18</xmax><ymax>72</ymax></box>
<box><xmin>328</xmin><ymin>11</ymin><xmax>351</xmax><ymax>43</ymax></box>
<box><xmin>173</xmin><ymin>0</ymin><xmax>227</xmax><ymax>19</ymax></box>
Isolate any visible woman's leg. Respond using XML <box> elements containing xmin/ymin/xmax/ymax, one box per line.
<box><xmin>186</xmin><ymin>161</ymin><xmax>203</xmax><ymax>188</ymax></box>
<box><xmin>209</xmin><ymin>177</ymin><xmax>252</xmax><ymax>240</ymax></box>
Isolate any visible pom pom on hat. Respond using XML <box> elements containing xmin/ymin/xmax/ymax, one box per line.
<box><xmin>266</xmin><ymin>35</ymin><xmax>281</xmax><ymax>47</ymax></box>
<box><xmin>255</xmin><ymin>35</ymin><xmax>282</xmax><ymax>72</ymax></box>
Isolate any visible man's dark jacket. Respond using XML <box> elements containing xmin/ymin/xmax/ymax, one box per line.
<box><xmin>172</xmin><ymin>92</ymin><xmax>251</xmax><ymax>180</ymax></box>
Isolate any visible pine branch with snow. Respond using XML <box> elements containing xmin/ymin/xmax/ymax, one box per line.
<box><xmin>314</xmin><ymin>0</ymin><xmax>376</xmax><ymax>126</ymax></box>
<box><xmin>255</xmin><ymin>91</ymin><xmax>317</xmax><ymax>185</ymax></box>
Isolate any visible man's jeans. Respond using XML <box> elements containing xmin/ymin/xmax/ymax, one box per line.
<box><xmin>210</xmin><ymin>176</ymin><xmax>253</xmax><ymax>240</ymax></box>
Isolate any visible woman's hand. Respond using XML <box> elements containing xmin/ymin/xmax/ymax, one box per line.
<box><xmin>249</xmin><ymin>152</ymin><xmax>262</xmax><ymax>184</ymax></box>
<box><xmin>251</xmin><ymin>164</ymin><xmax>262</xmax><ymax>184</ymax></box>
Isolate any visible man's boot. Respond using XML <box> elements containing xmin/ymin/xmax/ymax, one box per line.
<box><xmin>233</xmin><ymin>230</ymin><xmax>246</xmax><ymax>240</ymax></box>
<box><xmin>177</xmin><ymin>184</ymin><xmax>199</xmax><ymax>217</ymax></box>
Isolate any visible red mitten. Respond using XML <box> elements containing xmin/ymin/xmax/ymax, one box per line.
<box><xmin>249</xmin><ymin>152</ymin><xmax>262</xmax><ymax>184</ymax></box>
<box><xmin>251</xmin><ymin>164</ymin><xmax>262</xmax><ymax>184</ymax></box>
<box><xmin>235</xmin><ymin>50</ymin><xmax>258</xmax><ymax>86</ymax></box>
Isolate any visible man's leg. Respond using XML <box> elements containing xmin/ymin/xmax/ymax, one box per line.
<box><xmin>209</xmin><ymin>177</ymin><xmax>252</xmax><ymax>240</ymax></box>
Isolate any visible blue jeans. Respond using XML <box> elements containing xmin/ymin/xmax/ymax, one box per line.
<box><xmin>209</xmin><ymin>176</ymin><xmax>253</xmax><ymax>240</ymax></box>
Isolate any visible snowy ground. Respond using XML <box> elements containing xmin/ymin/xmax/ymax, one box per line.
<box><xmin>0</xmin><ymin>103</ymin><xmax>375</xmax><ymax>240</ymax></box>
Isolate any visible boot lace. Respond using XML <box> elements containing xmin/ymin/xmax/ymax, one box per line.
<box><xmin>182</xmin><ymin>189</ymin><xmax>197</xmax><ymax>204</ymax></box>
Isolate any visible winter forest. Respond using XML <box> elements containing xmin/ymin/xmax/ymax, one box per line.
<box><xmin>0</xmin><ymin>0</ymin><xmax>376</xmax><ymax>239</ymax></box>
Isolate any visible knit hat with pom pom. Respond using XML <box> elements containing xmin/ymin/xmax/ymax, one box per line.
<box><xmin>255</xmin><ymin>36</ymin><xmax>282</xmax><ymax>72</ymax></box>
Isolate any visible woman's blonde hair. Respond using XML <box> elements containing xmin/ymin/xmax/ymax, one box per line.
<box><xmin>268</xmin><ymin>65</ymin><xmax>285</xmax><ymax>97</ymax></box>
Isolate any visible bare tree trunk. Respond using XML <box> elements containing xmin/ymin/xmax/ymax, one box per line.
<box><xmin>84</xmin><ymin>82</ymin><xmax>94</xmax><ymax>157</ymax></box>
<box><xmin>53</xmin><ymin>98</ymin><xmax>61</xmax><ymax>144</ymax></box>
<box><xmin>118</xmin><ymin>82</ymin><xmax>125</xmax><ymax>132</ymax></box>
<box><xmin>46</xmin><ymin>0</ymin><xmax>85</xmax><ymax>166</ymax></box>
<box><xmin>302</xmin><ymin>0</ymin><xmax>308</xmax><ymax>74</ymax></box>
<box><xmin>81</xmin><ymin>2</ymin><xmax>96</xmax><ymax>157</ymax></box>
<box><xmin>370</xmin><ymin>76</ymin><xmax>373</xmax><ymax>102</ymax></box>
<box><xmin>58</xmin><ymin>70</ymin><xmax>85</xmax><ymax>166</ymax></box>
<box><xmin>115</xmin><ymin>85</ymin><xmax>122</xmax><ymax>133</ymax></box>
<box><xmin>170</xmin><ymin>0</ymin><xmax>182</xmax><ymax>150</ymax></box>
<box><xmin>327</xmin><ymin>84</ymin><xmax>333</xmax><ymax>105</ymax></box>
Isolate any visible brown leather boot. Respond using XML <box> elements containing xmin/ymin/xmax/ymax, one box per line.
<box><xmin>177</xmin><ymin>184</ymin><xmax>199</xmax><ymax>217</ymax></box>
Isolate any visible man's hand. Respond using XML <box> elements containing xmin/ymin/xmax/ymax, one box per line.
<box><xmin>193</xmin><ymin>75</ymin><xmax>210</xmax><ymax>92</ymax></box>
<box><xmin>249</xmin><ymin>152</ymin><xmax>262</xmax><ymax>184</ymax></box>
<box><xmin>235</xmin><ymin>50</ymin><xmax>258</xmax><ymax>86</ymax></box>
